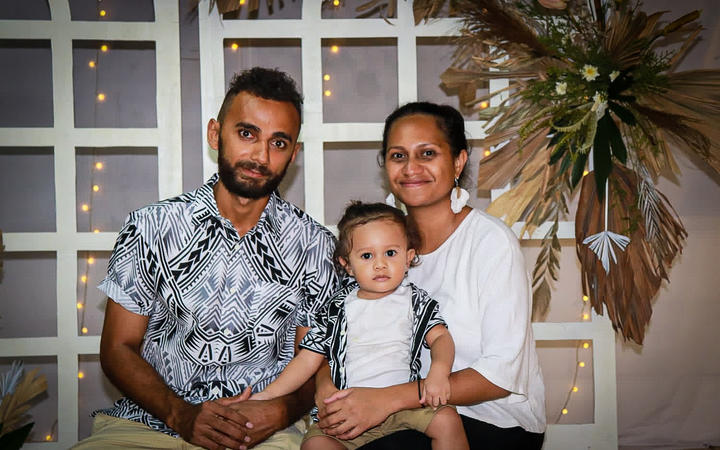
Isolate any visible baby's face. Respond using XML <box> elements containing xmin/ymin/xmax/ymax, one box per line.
<box><xmin>342</xmin><ymin>219</ymin><xmax>415</xmax><ymax>300</ymax></box>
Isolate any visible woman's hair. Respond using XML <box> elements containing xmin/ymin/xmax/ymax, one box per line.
<box><xmin>333</xmin><ymin>201</ymin><xmax>421</xmax><ymax>273</ymax></box>
<box><xmin>378</xmin><ymin>101</ymin><xmax>471</xmax><ymax>185</ymax></box>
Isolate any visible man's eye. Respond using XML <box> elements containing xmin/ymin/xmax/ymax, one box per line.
<box><xmin>239</xmin><ymin>129</ymin><xmax>253</xmax><ymax>139</ymax></box>
<box><xmin>273</xmin><ymin>140</ymin><xmax>287</xmax><ymax>149</ymax></box>
<box><xmin>360</xmin><ymin>253</ymin><xmax>372</xmax><ymax>260</ymax></box>
<box><xmin>385</xmin><ymin>250</ymin><xmax>397</xmax><ymax>257</ymax></box>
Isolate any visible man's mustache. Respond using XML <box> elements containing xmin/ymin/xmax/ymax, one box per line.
<box><xmin>234</xmin><ymin>160</ymin><xmax>271</xmax><ymax>177</ymax></box>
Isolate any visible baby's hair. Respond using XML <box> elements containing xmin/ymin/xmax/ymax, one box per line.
<box><xmin>333</xmin><ymin>201</ymin><xmax>421</xmax><ymax>273</ymax></box>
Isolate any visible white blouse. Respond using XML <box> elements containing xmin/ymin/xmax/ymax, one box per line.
<box><xmin>408</xmin><ymin>209</ymin><xmax>546</xmax><ymax>433</ymax></box>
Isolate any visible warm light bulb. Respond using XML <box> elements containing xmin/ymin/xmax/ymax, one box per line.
<box><xmin>572</xmin><ymin>386</ymin><xmax>579</xmax><ymax>392</ymax></box>
<box><xmin>77</xmin><ymin>302</ymin><xmax>84</xmax><ymax>309</ymax></box>
<box><xmin>45</xmin><ymin>435</ymin><xmax>52</xmax><ymax>441</ymax></box>
<box><xmin>93</xmin><ymin>228</ymin><xmax>100</xmax><ymax>234</ymax></box>
<box><xmin>93</xmin><ymin>184</ymin><xmax>100</xmax><ymax>192</ymax></box>
<box><xmin>333</xmin><ymin>0</ymin><xmax>340</xmax><ymax>5</ymax></box>
<box><xmin>88</xmin><ymin>60</ymin><xmax>96</xmax><ymax>68</ymax></box>
<box><xmin>82</xmin><ymin>327</ymin><xmax>88</xmax><ymax>334</ymax></box>
<box><xmin>583</xmin><ymin>342</ymin><xmax>590</xmax><ymax>349</ymax></box>
<box><xmin>99</xmin><ymin>10</ymin><xmax>106</xmax><ymax>17</ymax></box>
<box><xmin>323</xmin><ymin>74</ymin><xmax>331</xmax><ymax>81</ymax></box>
<box><xmin>561</xmin><ymin>408</ymin><xmax>568</xmax><ymax>415</ymax></box>
<box><xmin>231</xmin><ymin>42</ymin><xmax>239</xmax><ymax>51</ymax></box>
<box><xmin>579</xmin><ymin>361</ymin><xmax>586</xmax><ymax>368</ymax></box>
<box><xmin>480</xmin><ymin>101</ymin><xmax>489</xmax><ymax>109</ymax></box>
<box><xmin>583</xmin><ymin>170</ymin><xmax>589</xmax><ymax>176</ymax></box>
<box><xmin>81</xmin><ymin>204</ymin><xmax>90</xmax><ymax>212</ymax></box>
<box><xmin>324</xmin><ymin>90</ymin><xmax>332</xmax><ymax>97</ymax></box>
<box><xmin>81</xmin><ymin>275</ymin><xmax>88</xmax><ymax>283</ymax></box>
<box><xmin>100</xmin><ymin>44</ymin><xmax>108</xmax><ymax>52</ymax></box>
<box><xmin>97</xmin><ymin>93</ymin><xmax>106</xmax><ymax>102</ymax></box>
<box><xmin>582</xmin><ymin>295</ymin><xmax>589</xmax><ymax>302</ymax></box>
<box><xmin>330</xmin><ymin>45</ymin><xmax>339</xmax><ymax>53</ymax></box>
<box><xmin>582</xmin><ymin>313</ymin><xmax>590</xmax><ymax>320</ymax></box>
<box><xmin>78</xmin><ymin>371</ymin><xmax>85</xmax><ymax>379</ymax></box>
<box><xmin>239</xmin><ymin>0</ymin><xmax>246</xmax><ymax>4</ymax></box>
<box><xmin>483</xmin><ymin>149</ymin><xmax>491</xmax><ymax>157</ymax></box>
<box><xmin>88</xmin><ymin>257</ymin><xmax>95</xmax><ymax>264</ymax></box>
<box><xmin>95</xmin><ymin>162</ymin><xmax>104</xmax><ymax>170</ymax></box>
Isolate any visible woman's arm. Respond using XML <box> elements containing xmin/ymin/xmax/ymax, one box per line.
<box><xmin>252</xmin><ymin>350</ymin><xmax>324</xmax><ymax>400</ymax></box>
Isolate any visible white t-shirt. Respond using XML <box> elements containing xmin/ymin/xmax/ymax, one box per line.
<box><xmin>344</xmin><ymin>285</ymin><xmax>414</xmax><ymax>388</ymax></box>
<box><xmin>408</xmin><ymin>209</ymin><xmax>546</xmax><ymax>433</ymax></box>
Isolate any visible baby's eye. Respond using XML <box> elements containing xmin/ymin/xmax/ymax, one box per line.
<box><xmin>385</xmin><ymin>250</ymin><xmax>397</xmax><ymax>257</ymax></box>
<box><xmin>360</xmin><ymin>252</ymin><xmax>372</xmax><ymax>260</ymax></box>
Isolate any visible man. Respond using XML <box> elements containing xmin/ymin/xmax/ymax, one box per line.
<box><xmin>74</xmin><ymin>68</ymin><xmax>338</xmax><ymax>449</ymax></box>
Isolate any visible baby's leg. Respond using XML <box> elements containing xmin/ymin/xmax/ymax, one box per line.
<box><xmin>301</xmin><ymin>435</ymin><xmax>347</xmax><ymax>450</ymax></box>
<box><xmin>424</xmin><ymin>407</ymin><xmax>469</xmax><ymax>450</ymax></box>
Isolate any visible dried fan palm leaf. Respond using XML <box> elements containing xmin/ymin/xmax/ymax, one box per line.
<box><xmin>0</xmin><ymin>368</ymin><xmax>47</xmax><ymax>434</ymax></box>
<box><xmin>477</xmin><ymin>127</ymin><xmax>550</xmax><ymax>190</ymax></box>
<box><xmin>575</xmin><ymin>167</ymin><xmax>685</xmax><ymax>344</ymax></box>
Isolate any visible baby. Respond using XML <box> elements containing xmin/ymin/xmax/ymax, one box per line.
<box><xmin>252</xmin><ymin>201</ymin><xmax>468</xmax><ymax>449</ymax></box>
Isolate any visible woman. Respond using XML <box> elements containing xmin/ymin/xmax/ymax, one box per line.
<box><xmin>315</xmin><ymin>102</ymin><xmax>546</xmax><ymax>449</ymax></box>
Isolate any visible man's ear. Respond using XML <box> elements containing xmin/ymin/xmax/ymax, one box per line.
<box><xmin>406</xmin><ymin>248</ymin><xmax>416</xmax><ymax>267</ymax></box>
<box><xmin>207</xmin><ymin>119</ymin><xmax>220</xmax><ymax>151</ymax></box>
<box><xmin>338</xmin><ymin>257</ymin><xmax>353</xmax><ymax>276</ymax></box>
<box><xmin>290</xmin><ymin>141</ymin><xmax>302</xmax><ymax>164</ymax></box>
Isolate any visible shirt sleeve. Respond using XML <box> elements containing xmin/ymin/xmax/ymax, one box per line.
<box><xmin>97</xmin><ymin>212</ymin><xmax>158</xmax><ymax>316</ymax></box>
<box><xmin>468</xmin><ymin>232</ymin><xmax>534</xmax><ymax>403</ymax></box>
<box><xmin>295</xmin><ymin>229</ymin><xmax>339</xmax><ymax>328</ymax></box>
<box><xmin>413</xmin><ymin>286</ymin><xmax>448</xmax><ymax>349</ymax></box>
<box><xmin>298</xmin><ymin>302</ymin><xmax>331</xmax><ymax>356</ymax></box>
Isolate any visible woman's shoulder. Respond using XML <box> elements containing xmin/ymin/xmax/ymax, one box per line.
<box><xmin>459</xmin><ymin>209</ymin><xmax>522</xmax><ymax>251</ymax></box>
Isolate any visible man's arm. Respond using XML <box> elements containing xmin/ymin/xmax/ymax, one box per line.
<box><xmin>100</xmin><ymin>299</ymin><xmax>253</xmax><ymax>450</ymax></box>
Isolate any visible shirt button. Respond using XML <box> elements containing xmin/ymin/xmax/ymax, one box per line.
<box><xmin>224</xmin><ymin>328</ymin><xmax>232</xmax><ymax>337</ymax></box>
<box><xmin>234</xmin><ymin>243</ymin><xmax>240</xmax><ymax>251</ymax></box>
<box><xmin>339</xmin><ymin>367</ymin><xmax>345</xmax><ymax>373</ymax></box>
<box><xmin>340</xmin><ymin>330</ymin><xmax>346</xmax><ymax>336</ymax></box>
<box><xmin>229</xmin><ymin>287</ymin><xmax>237</xmax><ymax>294</ymax></box>
<box><xmin>216</xmin><ymin>366</ymin><xmax>222</xmax><ymax>374</ymax></box>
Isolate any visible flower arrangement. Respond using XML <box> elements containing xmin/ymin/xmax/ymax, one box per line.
<box><xmin>438</xmin><ymin>0</ymin><xmax>720</xmax><ymax>344</ymax></box>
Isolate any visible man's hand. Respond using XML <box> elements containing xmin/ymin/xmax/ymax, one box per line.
<box><xmin>317</xmin><ymin>387</ymin><xmax>392</xmax><ymax>440</ymax></box>
<box><xmin>169</xmin><ymin>397</ymin><xmax>253</xmax><ymax>450</ymax></box>
<box><xmin>222</xmin><ymin>398</ymin><xmax>289</xmax><ymax>448</ymax></box>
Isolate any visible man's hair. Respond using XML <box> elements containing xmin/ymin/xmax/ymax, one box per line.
<box><xmin>217</xmin><ymin>67</ymin><xmax>303</xmax><ymax>125</ymax></box>
<box><xmin>333</xmin><ymin>201</ymin><xmax>421</xmax><ymax>273</ymax></box>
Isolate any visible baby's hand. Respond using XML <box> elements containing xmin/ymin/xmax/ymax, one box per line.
<box><xmin>421</xmin><ymin>369</ymin><xmax>451</xmax><ymax>408</ymax></box>
<box><xmin>250</xmin><ymin>389</ymin><xmax>269</xmax><ymax>401</ymax></box>
<box><xmin>315</xmin><ymin>383</ymin><xmax>340</xmax><ymax>419</ymax></box>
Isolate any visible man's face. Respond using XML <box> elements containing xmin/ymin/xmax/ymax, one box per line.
<box><xmin>208</xmin><ymin>91</ymin><xmax>301</xmax><ymax>199</ymax></box>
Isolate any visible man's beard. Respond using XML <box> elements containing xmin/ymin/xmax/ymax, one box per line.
<box><xmin>217</xmin><ymin>136</ymin><xmax>289</xmax><ymax>199</ymax></box>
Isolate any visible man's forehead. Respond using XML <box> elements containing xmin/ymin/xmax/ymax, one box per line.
<box><xmin>226</xmin><ymin>92</ymin><xmax>300</xmax><ymax>137</ymax></box>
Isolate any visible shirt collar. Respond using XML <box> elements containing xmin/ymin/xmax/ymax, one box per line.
<box><xmin>191</xmin><ymin>174</ymin><xmax>282</xmax><ymax>236</ymax></box>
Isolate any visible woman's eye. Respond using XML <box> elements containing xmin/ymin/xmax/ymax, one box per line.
<box><xmin>389</xmin><ymin>152</ymin><xmax>406</xmax><ymax>160</ymax></box>
<box><xmin>360</xmin><ymin>252</ymin><xmax>372</xmax><ymax>260</ymax></box>
<box><xmin>385</xmin><ymin>250</ymin><xmax>397</xmax><ymax>257</ymax></box>
<box><xmin>421</xmin><ymin>149</ymin><xmax>436</xmax><ymax>158</ymax></box>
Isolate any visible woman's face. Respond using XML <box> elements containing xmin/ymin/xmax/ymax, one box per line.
<box><xmin>384</xmin><ymin>114</ymin><xmax>466</xmax><ymax>209</ymax></box>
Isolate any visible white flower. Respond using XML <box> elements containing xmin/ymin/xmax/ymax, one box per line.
<box><xmin>592</xmin><ymin>91</ymin><xmax>608</xmax><ymax>118</ymax></box>
<box><xmin>609</xmin><ymin>70</ymin><xmax>620</xmax><ymax>82</ymax></box>
<box><xmin>582</xmin><ymin>64</ymin><xmax>599</xmax><ymax>82</ymax></box>
<box><xmin>555</xmin><ymin>81</ymin><xmax>567</xmax><ymax>95</ymax></box>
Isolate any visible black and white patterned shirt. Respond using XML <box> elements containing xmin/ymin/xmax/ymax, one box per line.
<box><xmin>299</xmin><ymin>280</ymin><xmax>446</xmax><ymax>391</ymax></box>
<box><xmin>96</xmin><ymin>174</ymin><xmax>338</xmax><ymax>436</ymax></box>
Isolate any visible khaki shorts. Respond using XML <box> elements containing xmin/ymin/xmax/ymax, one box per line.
<box><xmin>303</xmin><ymin>406</ymin><xmax>450</xmax><ymax>449</ymax></box>
<box><xmin>72</xmin><ymin>413</ymin><xmax>306</xmax><ymax>449</ymax></box>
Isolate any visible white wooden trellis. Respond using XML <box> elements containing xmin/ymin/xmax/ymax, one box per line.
<box><xmin>198</xmin><ymin>2</ymin><xmax>618</xmax><ymax>449</ymax></box>
<box><xmin>0</xmin><ymin>0</ymin><xmax>182</xmax><ymax>447</ymax></box>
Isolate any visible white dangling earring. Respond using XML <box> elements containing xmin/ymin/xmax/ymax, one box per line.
<box><xmin>450</xmin><ymin>178</ymin><xmax>469</xmax><ymax>214</ymax></box>
<box><xmin>385</xmin><ymin>193</ymin><xmax>397</xmax><ymax>207</ymax></box>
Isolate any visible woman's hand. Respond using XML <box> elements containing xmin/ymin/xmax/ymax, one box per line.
<box><xmin>421</xmin><ymin>370</ymin><xmax>451</xmax><ymax>408</ymax></box>
<box><xmin>317</xmin><ymin>387</ymin><xmax>393</xmax><ymax>440</ymax></box>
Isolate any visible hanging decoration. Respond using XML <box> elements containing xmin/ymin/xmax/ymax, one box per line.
<box><xmin>434</xmin><ymin>0</ymin><xmax>720</xmax><ymax>344</ymax></box>
<box><xmin>0</xmin><ymin>361</ymin><xmax>48</xmax><ymax>448</ymax></box>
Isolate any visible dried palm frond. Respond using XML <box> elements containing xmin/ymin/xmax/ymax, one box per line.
<box><xmin>576</xmin><ymin>167</ymin><xmax>685</xmax><ymax>344</ymax></box>
<box><xmin>0</xmin><ymin>366</ymin><xmax>47</xmax><ymax>435</ymax></box>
